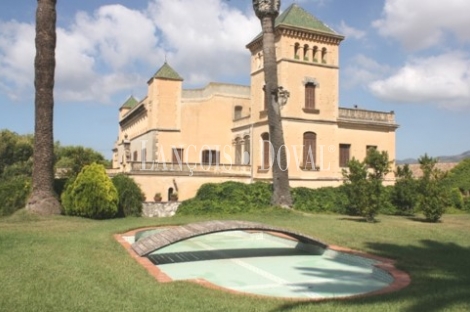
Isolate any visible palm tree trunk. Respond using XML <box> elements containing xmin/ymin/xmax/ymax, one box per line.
<box><xmin>26</xmin><ymin>0</ymin><xmax>62</xmax><ymax>215</ymax></box>
<box><xmin>254</xmin><ymin>0</ymin><xmax>292</xmax><ymax>208</ymax></box>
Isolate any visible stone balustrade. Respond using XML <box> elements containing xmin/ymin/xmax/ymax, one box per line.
<box><xmin>338</xmin><ymin>107</ymin><xmax>396</xmax><ymax>125</ymax></box>
<box><xmin>130</xmin><ymin>161</ymin><xmax>251</xmax><ymax>176</ymax></box>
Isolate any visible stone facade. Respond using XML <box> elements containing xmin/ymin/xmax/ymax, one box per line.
<box><xmin>110</xmin><ymin>4</ymin><xmax>398</xmax><ymax>201</ymax></box>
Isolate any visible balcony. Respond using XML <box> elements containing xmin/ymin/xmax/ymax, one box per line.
<box><xmin>338</xmin><ymin>107</ymin><xmax>397</xmax><ymax>127</ymax></box>
<box><xmin>129</xmin><ymin>161</ymin><xmax>251</xmax><ymax>177</ymax></box>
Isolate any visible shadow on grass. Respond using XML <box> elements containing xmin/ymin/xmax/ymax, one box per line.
<box><xmin>338</xmin><ymin>217</ymin><xmax>381</xmax><ymax>224</ymax></box>
<box><xmin>270</xmin><ymin>240</ymin><xmax>470</xmax><ymax>312</ymax></box>
<box><xmin>406</xmin><ymin>216</ymin><xmax>442</xmax><ymax>223</ymax></box>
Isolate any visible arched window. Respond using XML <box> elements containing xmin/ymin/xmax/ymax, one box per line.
<box><xmin>303</xmin><ymin>132</ymin><xmax>316</xmax><ymax>169</ymax></box>
<box><xmin>312</xmin><ymin>46</ymin><xmax>318</xmax><ymax>62</ymax></box>
<box><xmin>235</xmin><ymin>138</ymin><xmax>242</xmax><ymax>164</ymax></box>
<box><xmin>321</xmin><ymin>47</ymin><xmax>327</xmax><ymax>64</ymax></box>
<box><xmin>303</xmin><ymin>44</ymin><xmax>309</xmax><ymax>61</ymax></box>
<box><xmin>261</xmin><ymin>132</ymin><xmax>270</xmax><ymax>169</ymax></box>
<box><xmin>294</xmin><ymin>43</ymin><xmax>300</xmax><ymax>59</ymax></box>
<box><xmin>243</xmin><ymin>135</ymin><xmax>251</xmax><ymax>165</ymax></box>
<box><xmin>234</xmin><ymin>105</ymin><xmax>243</xmax><ymax>120</ymax></box>
<box><xmin>133</xmin><ymin>150</ymin><xmax>138</xmax><ymax>161</ymax></box>
<box><xmin>305</xmin><ymin>82</ymin><xmax>316</xmax><ymax>110</ymax></box>
<box><xmin>168</xmin><ymin>187</ymin><xmax>174</xmax><ymax>201</ymax></box>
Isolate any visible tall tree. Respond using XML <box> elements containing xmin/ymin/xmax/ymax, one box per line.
<box><xmin>253</xmin><ymin>0</ymin><xmax>292</xmax><ymax>208</ymax></box>
<box><xmin>416</xmin><ymin>154</ymin><xmax>448</xmax><ymax>222</ymax></box>
<box><xmin>26</xmin><ymin>0</ymin><xmax>62</xmax><ymax>215</ymax></box>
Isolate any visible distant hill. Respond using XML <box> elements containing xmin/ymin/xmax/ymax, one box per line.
<box><xmin>397</xmin><ymin>150</ymin><xmax>470</xmax><ymax>165</ymax></box>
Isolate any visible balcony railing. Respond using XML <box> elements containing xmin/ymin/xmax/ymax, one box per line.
<box><xmin>338</xmin><ymin>108</ymin><xmax>396</xmax><ymax>125</ymax></box>
<box><xmin>129</xmin><ymin>161</ymin><xmax>251</xmax><ymax>176</ymax></box>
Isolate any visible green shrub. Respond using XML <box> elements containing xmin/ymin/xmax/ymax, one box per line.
<box><xmin>416</xmin><ymin>154</ymin><xmax>448</xmax><ymax>222</ymax></box>
<box><xmin>342</xmin><ymin>149</ymin><xmax>392</xmax><ymax>222</ymax></box>
<box><xmin>246</xmin><ymin>182</ymin><xmax>272</xmax><ymax>208</ymax></box>
<box><xmin>0</xmin><ymin>176</ymin><xmax>31</xmax><ymax>216</ymax></box>
<box><xmin>179</xmin><ymin>181</ymin><xmax>353</xmax><ymax>216</ymax></box>
<box><xmin>449</xmin><ymin>188</ymin><xmax>464</xmax><ymax>209</ymax></box>
<box><xmin>379</xmin><ymin>185</ymin><xmax>397</xmax><ymax>215</ymax></box>
<box><xmin>292</xmin><ymin>186</ymin><xmax>347</xmax><ymax>213</ymax></box>
<box><xmin>112</xmin><ymin>174</ymin><xmax>145</xmax><ymax>217</ymax></box>
<box><xmin>61</xmin><ymin>163</ymin><xmax>118</xmax><ymax>219</ymax></box>
<box><xmin>463</xmin><ymin>197</ymin><xmax>470</xmax><ymax>212</ymax></box>
<box><xmin>444</xmin><ymin>158</ymin><xmax>470</xmax><ymax>195</ymax></box>
<box><xmin>177</xmin><ymin>181</ymin><xmax>272</xmax><ymax>215</ymax></box>
<box><xmin>390</xmin><ymin>164</ymin><xmax>417</xmax><ymax>215</ymax></box>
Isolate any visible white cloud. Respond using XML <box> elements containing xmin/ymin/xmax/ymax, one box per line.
<box><xmin>72</xmin><ymin>5</ymin><xmax>160</xmax><ymax>69</ymax></box>
<box><xmin>337</xmin><ymin>20</ymin><xmax>365</xmax><ymax>40</ymax></box>
<box><xmin>343</xmin><ymin>54</ymin><xmax>391</xmax><ymax>89</ymax></box>
<box><xmin>147</xmin><ymin>0</ymin><xmax>259</xmax><ymax>85</ymax></box>
<box><xmin>53</xmin><ymin>5</ymin><xmax>160</xmax><ymax>102</ymax></box>
<box><xmin>0</xmin><ymin>20</ymin><xmax>35</xmax><ymax>99</ymax></box>
<box><xmin>369</xmin><ymin>52</ymin><xmax>470</xmax><ymax>109</ymax></box>
<box><xmin>0</xmin><ymin>0</ymin><xmax>259</xmax><ymax>103</ymax></box>
<box><xmin>373</xmin><ymin>0</ymin><xmax>470</xmax><ymax>50</ymax></box>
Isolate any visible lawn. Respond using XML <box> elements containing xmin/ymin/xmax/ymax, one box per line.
<box><xmin>1</xmin><ymin>209</ymin><xmax>469</xmax><ymax>312</ymax></box>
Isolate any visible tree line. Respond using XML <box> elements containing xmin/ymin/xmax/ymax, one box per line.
<box><xmin>0</xmin><ymin>129</ymin><xmax>109</xmax><ymax>216</ymax></box>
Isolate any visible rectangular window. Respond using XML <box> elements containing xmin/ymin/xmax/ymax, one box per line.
<box><xmin>366</xmin><ymin>145</ymin><xmax>377</xmax><ymax>155</ymax></box>
<box><xmin>303</xmin><ymin>132</ymin><xmax>316</xmax><ymax>169</ymax></box>
<box><xmin>261</xmin><ymin>133</ymin><xmax>270</xmax><ymax>169</ymax></box>
<box><xmin>339</xmin><ymin>144</ymin><xmax>350</xmax><ymax>167</ymax></box>
<box><xmin>202</xmin><ymin>150</ymin><xmax>219</xmax><ymax>165</ymax></box>
<box><xmin>172</xmin><ymin>148</ymin><xmax>183</xmax><ymax>164</ymax></box>
<box><xmin>234</xmin><ymin>106</ymin><xmax>242</xmax><ymax>120</ymax></box>
<box><xmin>305</xmin><ymin>83</ymin><xmax>316</xmax><ymax>109</ymax></box>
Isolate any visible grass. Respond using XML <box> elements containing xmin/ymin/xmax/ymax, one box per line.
<box><xmin>1</xmin><ymin>209</ymin><xmax>470</xmax><ymax>311</ymax></box>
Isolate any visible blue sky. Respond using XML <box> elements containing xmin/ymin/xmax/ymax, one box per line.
<box><xmin>1</xmin><ymin>0</ymin><xmax>469</xmax><ymax>160</ymax></box>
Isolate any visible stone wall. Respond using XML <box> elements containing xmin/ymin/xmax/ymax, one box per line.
<box><xmin>142</xmin><ymin>201</ymin><xmax>180</xmax><ymax>217</ymax></box>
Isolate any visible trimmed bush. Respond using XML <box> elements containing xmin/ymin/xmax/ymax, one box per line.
<box><xmin>177</xmin><ymin>181</ymin><xmax>272</xmax><ymax>215</ymax></box>
<box><xmin>112</xmin><ymin>174</ymin><xmax>145</xmax><ymax>217</ymax></box>
<box><xmin>292</xmin><ymin>186</ymin><xmax>347</xmax><ymax>213</ymax></box>
<box><xmin>178</xmin><ymin>181</ymin><xmax>354</xmax><ymax>216</ymax></box>
<box><xmin>0</xmin><ymin>176</ymin><xmax>31</xmax><ymax>216</ymax></box>
<box><xmin>61</xmin><ymin>163</ymin><xmax>118</xmax><ymax>219</ymax></box>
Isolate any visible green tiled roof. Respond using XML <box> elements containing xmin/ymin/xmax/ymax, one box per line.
<box><xmin>276</xmin><ymin>3</ymin><xmax>337</xmax><ymax>34</ymax></box>
<box><xmin>121</xmin><ymin>96</ymin><xmax>138</xmax><ymax>109</ymax></box>
<box><xmin>153</xmin><ymin>62</ymin><xmax>183</xmax><ymax>81</ymax></box>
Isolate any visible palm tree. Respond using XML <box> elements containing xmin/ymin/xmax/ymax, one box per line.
<box><xmin>252</xmin><ymin>0</ymin><xmax>292</xmax><ymax>208</ymax></box>
<box><xmin>26</xmin><ymin>0</ymin><xmax>62</xmax><ymax>215</ymax></box>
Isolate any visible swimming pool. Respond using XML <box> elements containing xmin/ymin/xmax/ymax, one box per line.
<box><xmin>119</xmin><ymin>225</ymin><xmax>409</xmax><ymax>300</ymax></box>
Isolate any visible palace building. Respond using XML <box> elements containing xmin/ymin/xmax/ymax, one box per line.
<box><xmin>110</xmin><ymin>4</ymin><xmax>398</xmax><ymax>201</ymax></box>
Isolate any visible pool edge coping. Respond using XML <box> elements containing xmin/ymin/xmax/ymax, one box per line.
<box><xmin>114</xmin><ymin>226</ymin><xmax>411</xmax><ymax>302</ymax></box>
